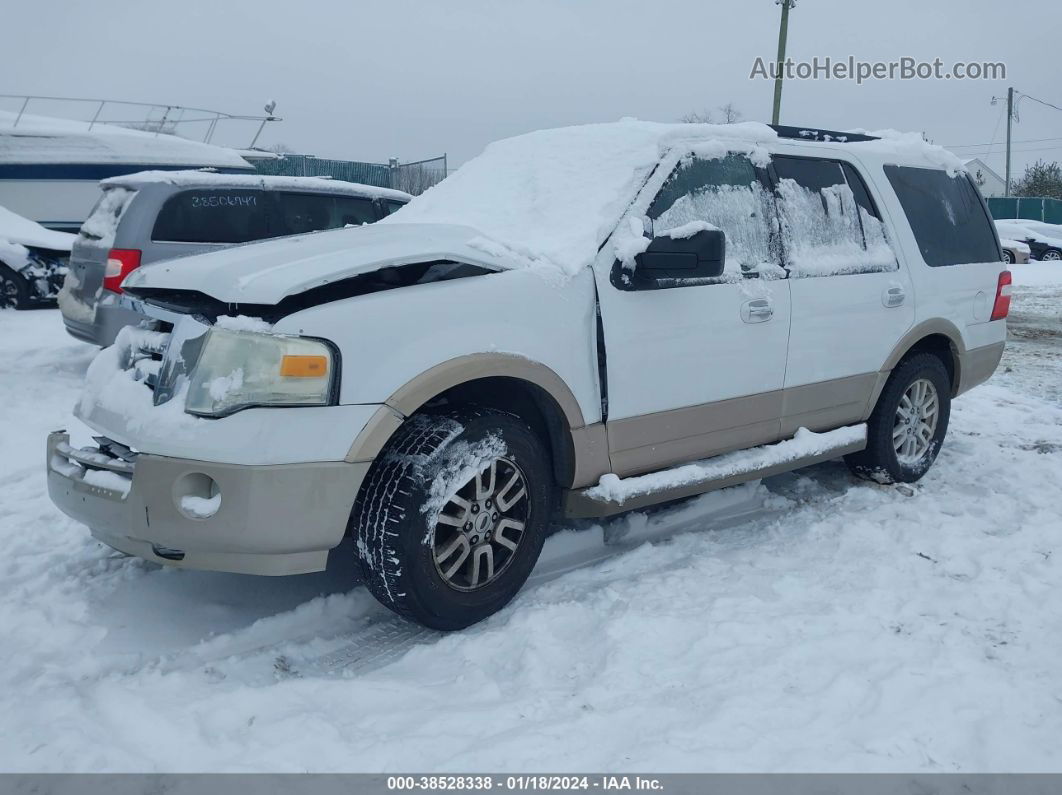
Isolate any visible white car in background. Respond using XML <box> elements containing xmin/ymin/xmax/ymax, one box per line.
<box><xmin>0</xmin><ymin>205</ymin><xmax>75</xmax><ymax>308</ymax></box>
<box><xmin>47</xmin><ymin>121</ymin><xmax>1009</xmax><ymax>630</ymax></box>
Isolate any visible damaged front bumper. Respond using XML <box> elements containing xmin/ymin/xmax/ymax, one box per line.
<box><xmin>47</xmin><ymin>431</ymin><xmax>369</xmax><ymax>575</ymax></box>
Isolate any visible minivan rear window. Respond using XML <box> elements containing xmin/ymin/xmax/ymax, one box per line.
<box><xmin>884</xmin><ymin>166</ymin><xmax>1000</xmax><ymax>267</ymax></box>
<box><xmin>153</xmin><ymin>189</ymin><xmax>269</xmax><ymax>244</ymax></box>
<box><xmin>152</xmin><ymin>190</ymin><xmax>378</xmax><ymax>243</ymax></box>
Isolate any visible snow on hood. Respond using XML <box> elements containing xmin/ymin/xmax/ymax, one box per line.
<box><xmin>385</xmin><ymin>119</ymin><xmax>779</xmax><ymax>276</ymax></box>
<box><xmin>122</xmin><ymin>223</ymin><xmax>505</xmax><ymax>304</ymax></box>
<box><xmin>101</xmin><ymin>169</ymin><xmax>412</xmax><ymax>203</ymax></box>
<box><xmin>0</xmin><ymin>110</ymin><xmax>251</xmax><ymax>169</ymax></box>
<box><xmin>0</xmin><ymin>204</ymin><xmax>75</xmax><ymax>251</ymax></box>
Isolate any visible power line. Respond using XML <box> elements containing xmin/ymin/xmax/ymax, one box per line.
<box><xmin>948</xmin><ymin>135</ymin><xmax>1062</xmax><ymax>149</ymax></box>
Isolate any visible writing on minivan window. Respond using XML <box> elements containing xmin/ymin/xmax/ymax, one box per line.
<box><xmin>190</xmin><ymin>195</ymin><xmax>258</xmax><ymax>209</ymax></box>
<box><xmin>775</xmin><ymin>179</ymin><xmax>896</xmax><ymax>278</ymax></box>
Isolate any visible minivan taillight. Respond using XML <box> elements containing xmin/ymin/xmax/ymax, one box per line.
<box><xmin>103</xmin><ymin>249</ymin><xmax>142</xmax><ymax>294</ymax></box>
<box><xmin>990</xmin><ymin>270</ymin><xmax>1012</xmax><ymax>321</ymax></box>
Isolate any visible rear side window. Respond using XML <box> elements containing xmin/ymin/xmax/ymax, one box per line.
<box><xmin>884</xmin><ymin>166</ymin><xmax>1000</xmax><ymax>267</ymax></box>
<box><xmin>772</xmin><ymin>156</ymin><xmax>896</xmax><ymax>278</ymax></box>
<box><xmin>272</xmin><ymin>193</ymin><xmax>375</xmax><ymax>236</ymax></box>
<box><xmin>152</xmin><ymin>189</ymin><xmax>269</xmax><ymax>244</ymax></box>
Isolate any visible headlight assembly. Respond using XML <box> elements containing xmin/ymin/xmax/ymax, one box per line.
<box><xmin>184</xmin><ymin>327</ymin><xmax>337</xmax><ymax>417</ymax></box>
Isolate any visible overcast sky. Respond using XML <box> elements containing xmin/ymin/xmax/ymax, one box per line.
<box><xmin>7</xmin><ymin>0</ymin><xmax>1060</xmax><ymax>178</ymax></box>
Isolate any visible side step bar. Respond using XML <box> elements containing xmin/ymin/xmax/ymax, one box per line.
<box><xmin>564</xmin><ymin>425</ymin><xmax>867</xmax><ymax>519</ymax></box>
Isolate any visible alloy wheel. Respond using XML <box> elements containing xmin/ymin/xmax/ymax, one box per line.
<box><xmin>431</xmin><ymin>456</ymin><xmax>529</xmax><ymax>591</ymax></box>
<box><xmin>893</xmin><ymin>378</ymin><xmax>939</xmax><ymax>465</ymax></box>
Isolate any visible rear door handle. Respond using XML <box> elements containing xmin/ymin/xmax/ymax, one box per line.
<box><xmin>741</xmin><ymin>298</ymin><xmax>773</xmax><ymax>323</ymax></box>
<box><xmin>883</xmin><ymin>285</ymin><xmax>906</xmax><ymax>308</ymax></box>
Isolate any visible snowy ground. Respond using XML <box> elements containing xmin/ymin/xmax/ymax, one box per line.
<box><xmin>1</xmin><ymin>264</ymin><xmax>1060</xmax><ymax>773</ymax></box>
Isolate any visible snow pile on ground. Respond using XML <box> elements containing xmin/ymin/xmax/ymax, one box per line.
<box><xmin>0</xmin><ymin>269</ymin><xmax>1061</xmax><ymax>772</ymax></box>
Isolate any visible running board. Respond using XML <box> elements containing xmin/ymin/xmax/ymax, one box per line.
<box><xmin>564</xmin><ymin>425</ymin><xmax>867</xmax><ymax>518</ymax></box>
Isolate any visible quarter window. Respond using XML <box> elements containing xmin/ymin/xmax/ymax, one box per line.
<box><xmin>648</xmin><ymin>154</ymin><xmax>782</xmax><ymax>279</ymax></box>
<box><xmin>884</xmin><ymin>165</ymin><xmax>1000</xmax><ymax>267</ymax></box>
<box><xmin>272</xmin><ymin>193</ymin><xmax>376</xmax><ymax>236</ymax></box>
<box><xmin>772</xmin><ymin>156</ymin><xmax>896</xmax><ymax>278</ymax></box>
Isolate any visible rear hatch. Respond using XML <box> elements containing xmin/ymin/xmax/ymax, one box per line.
<box><xmin>59</xmin><ymin>187</ymin><xmax>137</xmax><ymax>328</ymax></box>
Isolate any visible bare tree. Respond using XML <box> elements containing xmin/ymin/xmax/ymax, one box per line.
<box><xmin>680</xmin><ymin>103</ymin><xmax>743</xmax><ymax>124</ymax></box>
<box><xmin>265</xmin><ymin>142</ymin><xmax>296</xmax><ymax>154</ymax></box>
<box><xmin>718</xmin><ymin>102</ymin><xmax>743</xmax><ymax>124</ymax></box>
<box><xmin>679</xmin><ymin>109</ymin><xmax>714</xmax><ymax>124</ymax></box>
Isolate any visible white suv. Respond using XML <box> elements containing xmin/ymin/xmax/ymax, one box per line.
<box><xmin>47</xmin><ymin>121</ymin><xmax>1009</xmax><ymax>629</ymax></box>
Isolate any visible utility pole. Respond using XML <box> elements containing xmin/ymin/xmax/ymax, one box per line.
<box><xmin>771</xmin><ymin>0</ymin><xmax>796</xmax><ymax>125</ymax></box>
<box><xmin>1005</xmin><ymin>86</ymin><xmax>1014</xmax><ymax>197</ymax></box>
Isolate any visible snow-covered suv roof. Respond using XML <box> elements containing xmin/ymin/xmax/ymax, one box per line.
<box><xmin>100</xmin><ymin>169</ymin><xmax>413</xmax><ymax>203</ymax></box>
<box><xmin>387</xmin><ymin>119</ymin><xmax>966</xmax><ymax>277</ymax></box>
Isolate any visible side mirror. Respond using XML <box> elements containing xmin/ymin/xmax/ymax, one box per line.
<box><xmin>631</xmin><ymin>228</ymin><xmax>726</xmax><ymax>288</ymax></box>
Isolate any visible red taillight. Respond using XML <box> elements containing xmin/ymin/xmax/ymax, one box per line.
<box><xmin>991</xmin><ymin>270</ymin><xmax>1012</xmax><ymax>321</ymax></box>
<box><xmin>103</xmin><ymin>249</ymin><xmax>142</xmax><ymax>294</ymax></box>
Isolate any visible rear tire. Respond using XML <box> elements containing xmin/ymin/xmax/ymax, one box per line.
<box><xmin>1042</xmin><ymin>249</ymin><xmax>1062</xmax><ymax>262</ymax></box>
<box><xmin>350</xmin><ymin>406</ymin><xmax>555</xmax><ymax>630</ymax></box>
<box><xmin>845</xmin><ymin>353</ymin><xmax>951</xmax><ymax>484</ymax></box>
<box><xmin>0</xmin><ymin>265</ymin><xmax>29</xmax><ymax>309</ymax></box>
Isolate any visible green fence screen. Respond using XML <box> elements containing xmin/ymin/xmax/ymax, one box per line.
<box><xmin>987</xmin><ymin>197</ymin><xmax>1062</xmax><ymax>224</ymax></box>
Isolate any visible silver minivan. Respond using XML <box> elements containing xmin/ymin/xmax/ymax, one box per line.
<box><xmin>58</xmin><ymin>171</ymin><xmax>411</xmax><ymax>345</ymax></box>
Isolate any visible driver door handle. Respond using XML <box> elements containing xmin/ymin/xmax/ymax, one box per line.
<box><xmin>741</xmin><ymin>298</ymin><xmax>773</xmax><ymax>323</ymax></box>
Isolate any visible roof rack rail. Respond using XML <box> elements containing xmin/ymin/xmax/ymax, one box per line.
<box><xmin>769</xmin><ymin>125</ymin><xmax>879</xmax><ymax>143</ymax></box>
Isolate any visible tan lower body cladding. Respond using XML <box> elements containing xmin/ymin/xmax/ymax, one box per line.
<box><xmin>605</xmin><ymin>372</ymin><xmax>880</xmax><ymax>480</ymax></box>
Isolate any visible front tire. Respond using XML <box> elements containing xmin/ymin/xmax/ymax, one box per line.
<box><xmin>350</xmin><ymin>407</ymin><xmax>555</xmax><ymax>630</ymax></box>
<box><xmin>0</xmin><ymin>265</ymin><xmax>29</xmax><ymax>309</ymax></box>
<box><xmin>1041</xmin><ymin>249</ymin><xmax>1062</xmax><ymax>262</ymax></box>
<box><xmin>845</xmin><ymin>353</ymin><xmax>951</xmax><ymax>484</ymax></box>
<box><xmin>1002</xmin><ymin>249</ymin><xmax>1015</xmax><ymax>265</ymax></box>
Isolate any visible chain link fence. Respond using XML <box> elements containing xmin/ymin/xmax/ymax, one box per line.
<box><xmin>252</xmin><ymin>153</ymin><xmax>447</xmax><ymax>195</ymax></box>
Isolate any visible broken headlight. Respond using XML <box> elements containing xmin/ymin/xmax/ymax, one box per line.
<box><xmin>184</xmin><ymin>327</ymin><xmax>337</xmax><ymax>417</ymax></box>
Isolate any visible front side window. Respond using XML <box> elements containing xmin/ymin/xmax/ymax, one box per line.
<box><xmin>884</xmin><ymin>165</ymin><xmax>1000</xmax><ymax>267</ymax></box>
<box><xmin>648</xmin><ymin>153</ymin><xmax>781</xmax><ymax>279</ymax></box>
<box><xmin>772</xmin><ymin>156</ymin><xmax>896</xmax><ymax>278</ymax></box>
<box><xmin>152</xmin><ymin>189</ymin><xmax>269</xmax><ymax>244</ymax></box>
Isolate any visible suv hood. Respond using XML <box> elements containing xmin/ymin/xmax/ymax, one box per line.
<box><xmin>122</xmin><ymin>223</ymin><xmax>506</xmax><ymax>305</ymax></box>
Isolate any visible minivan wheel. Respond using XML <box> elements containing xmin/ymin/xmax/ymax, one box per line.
<box><xmin>845</xmin><ymin>353</ymin><xmax>951</xmax><ymax>484</ymax></box>
<box><xmin>350</xmin><ymin>407</ymin><xmax>555</xmax><ymax>630</ymax></box>
<box><xmin>1042</xmin><ymin>249</ymin><xmax>1062</xmax><ymax>262</ymax></box>
<box><xmin>0</xmin><ymin>266</ymin><xmax>29</xmax><ymax>309</ymax></box>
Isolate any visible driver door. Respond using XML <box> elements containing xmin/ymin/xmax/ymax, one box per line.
<box><xmin>594</xmin><ymin>152</ymin><xmax>792</xmax><ymax>477</ymax></box>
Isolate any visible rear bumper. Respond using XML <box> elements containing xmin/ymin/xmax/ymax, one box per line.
<box><xmin>60</xmin><ymin>297</ymin><xmax>144</xmax><ymax>347</ymax></box>
<box><xmin>956</xmin><ymin>340</ymin><xmax>1005</xmax><ymax>396</ymax></box>
<box><xmin>47</xmin><ymin>431</ymin><xmax>369</xmax><ymax>575</ymax></box>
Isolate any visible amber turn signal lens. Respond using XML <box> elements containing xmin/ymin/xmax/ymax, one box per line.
<box><xmin>279</xmin><ymin>354</ymin><xmax>328</xmax><ymax>378</ymax></box>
